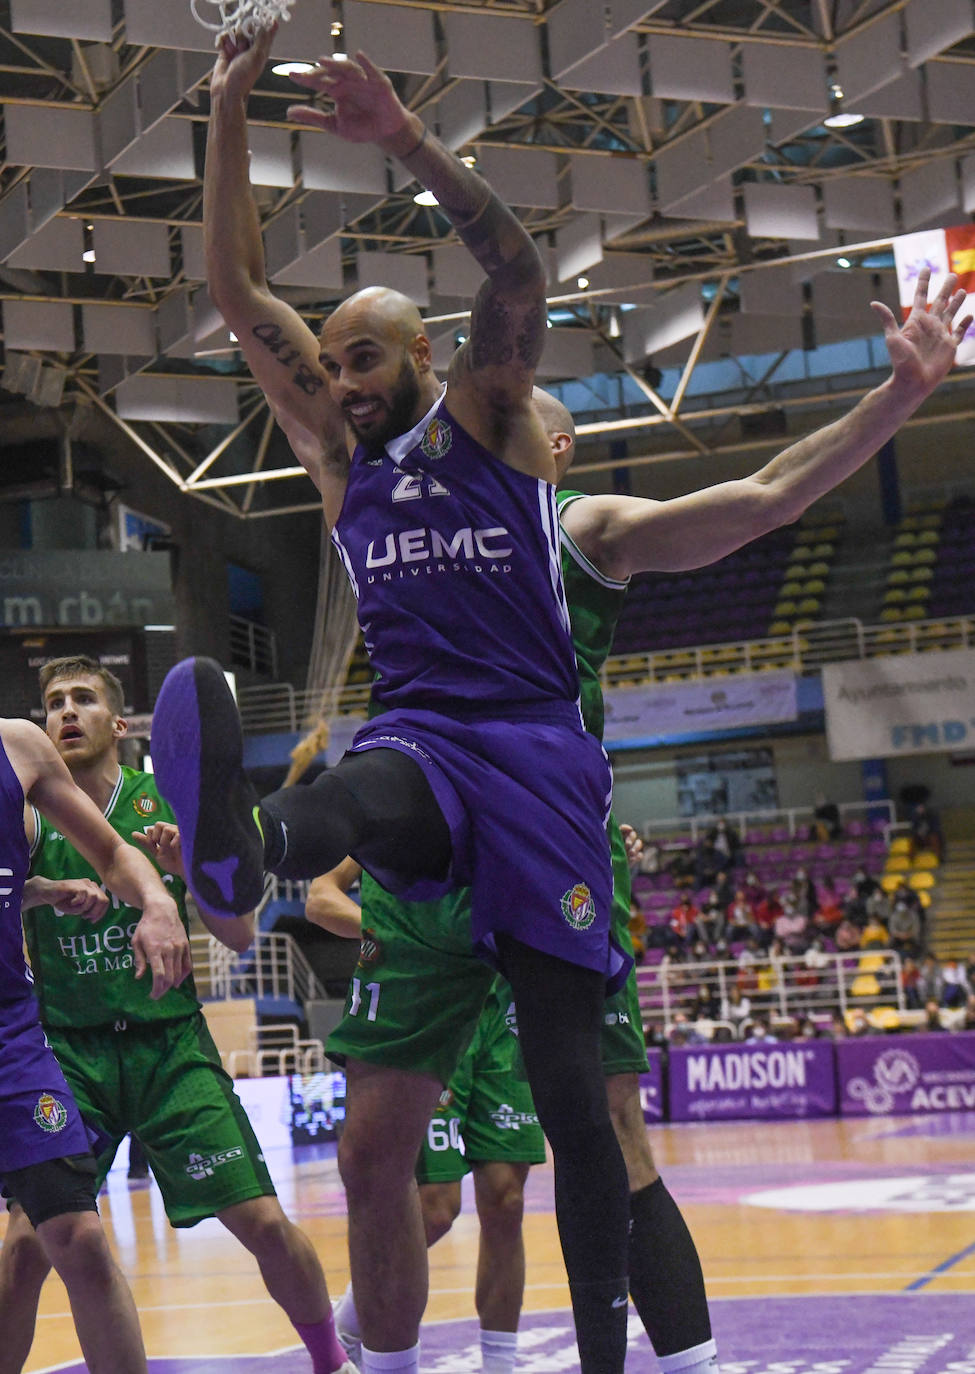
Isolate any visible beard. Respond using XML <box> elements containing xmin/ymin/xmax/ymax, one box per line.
<box><xmin>347</xmin><ymin>359</ymin><xmax>423</xmax><ymax>455</ymax></box>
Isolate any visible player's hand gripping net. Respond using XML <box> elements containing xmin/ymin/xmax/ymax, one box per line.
<box><xmin>190</xmin><ymin>0</ymin><xmax>295</xmax><ymax>43</ymax></box>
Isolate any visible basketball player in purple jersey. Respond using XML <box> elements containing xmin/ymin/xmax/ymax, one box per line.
<box><xmin>153</xmin><ymin>26</ymin><xmax>631</xmax><ymax>1374</ymax></box>
<box><xmin>0</xmin><ymin>716</ymin><xmax>189</xmax><ymax>1374</ymax></box>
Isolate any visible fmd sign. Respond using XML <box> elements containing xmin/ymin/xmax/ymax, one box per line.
<box><xmin>822</xmin><ymin>649</ymin><xmax>975</xmax><ymax>761</ymax></box>
<box><xmin>0</xmin><ymin>551</ymin><xmax>175</xmax><ymax>628</ymax></box>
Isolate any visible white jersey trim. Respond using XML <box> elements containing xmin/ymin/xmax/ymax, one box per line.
<box><xmin>557</xmin><ymin>494</ymin><xmax>630</xmax><ymax>591</ymax></box>
<box><xmin>537</xmin><ymin>479</ymin><xmax>571</xmax><ymax>636</ymax></box>
<box><xmin>331</xmin><ymin>528</ymin><xmax>360</xmax><ymax>600</ymax></box>
<box><xmin>384</xmin><ymin>386</ymin><xmax>448</xmax><ymax>469</ymax></box>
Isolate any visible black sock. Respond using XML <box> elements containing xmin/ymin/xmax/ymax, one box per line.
<box><xmin>628</xmin><ymin>1178</ymin><xmax>712</xmax><ymax>1357</ymax></box>
<box><xmin>497</xmin><ymin>935</ymin><xmax>629</xmax><ymax>1374</ymax></box>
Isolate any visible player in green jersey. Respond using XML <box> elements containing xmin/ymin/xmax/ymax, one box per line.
<box><xmin>305</xmin><ymin>860</ymin><xmax>546</xmax><ymax>1374</ymax></box>
<box><xmin>0</xmin><ymin>657</ymin><xmax>355</xmax><ymax>1374</ymax></box>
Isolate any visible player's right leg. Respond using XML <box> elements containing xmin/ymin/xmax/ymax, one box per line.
<box><xmin>151</xmin><ymin>657</ymin><xmax>452</xmax><ymax>918</ymax></box>
<box><xmin>1</xmin><ymin>1155</ymin><xmax>146</xmax><ymax>1374</ymax></box>
<box><xmin>0</xmin><ymin>1203</ymin><xmax>50</xmax><ymax>1374</ymax></box>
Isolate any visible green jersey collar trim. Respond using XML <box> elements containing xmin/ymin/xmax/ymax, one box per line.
<box><xmin>557</xmin><ymin>493</ymin><xmax>630</xmax><ymax>591</ymax></box>
<box><xmin>104</xmin><ymin>767</ymin><xmax>124</xmax><ymax>818</ymax></box>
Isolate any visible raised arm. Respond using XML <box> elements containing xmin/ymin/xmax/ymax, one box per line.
<box><xmin>562</xmin><ymin>267</ymin><xmax>972</xmax><ymax>580</ymax></box>
<box><xmin>288</xmin><ymin>52</ymin><xmax>552</xmax><ymax>475</ymax></box>
<box><xmin>204</xmin><ymin>28</ymin><xmax>346</xmax><ymax>496</ymax></box>
<box><xmin>8</xmin><ymin>721</ymin><xmax>190</xmax><ymax>997</ymax></box>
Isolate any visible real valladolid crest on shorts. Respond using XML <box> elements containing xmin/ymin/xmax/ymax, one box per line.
<box><xmin>560</xmin><ymin>881</ymin><xmax>597</xmax><ymax>931</ymax></box>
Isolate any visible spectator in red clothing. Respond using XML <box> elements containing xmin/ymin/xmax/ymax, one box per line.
<box><xmin>667</xmin><ymin>892</ymin><xmax>698</xmax><ymax>953</ymax></box>
<box><xmin>753</xmin><ymin>889</ymin><xmax>783</xmax><ymax>949</ymax></box>
<box><xmin>901</xmin><ymin>955</ymin><xmax>922</xmax><ymax>1009</ymax></box>
<box><xmin>813</xmin><ymin>875</ymin><xmax>845</xmax><ymax>933</ymax></box>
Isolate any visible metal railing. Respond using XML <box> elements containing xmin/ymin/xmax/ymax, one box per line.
<box><xmin>193</xmin><ymin>929</ymin><xmax>327</xmax><ymax>1005</ymax></box>
<box><xmin>639</xmin><ymin>798</ymin><xmax>897</xmax><ymax>845</ymax></box>
<box><xmin>234</xmin><ymin>612</ymin><xmax>975</xmax><ymax>735</ymax></box>
<box><xmin>230</xmin><ymin>613</ymin><xmax>278</xmax><ymax>679</ymax></box>
<box><xmin>636</xmin><ymin>950</ymin><xmax>905</xmax><ymax>1033</ymax></box>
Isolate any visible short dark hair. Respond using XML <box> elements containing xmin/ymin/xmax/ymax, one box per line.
<box><xmin>39</xmin><ymin>656</ymin><xmax>125</xmax><ymax>716</ymax></box>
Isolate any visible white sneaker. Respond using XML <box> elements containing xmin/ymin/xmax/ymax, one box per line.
<box><xmin>337</xmin><ymin>1330</ymin><xmax>362</xmax><ymax>1368</ymax></box>
<box><xmin>336</xmin><ymin>1362</ymin><xmax>360</xmax><ymax>1374</ymax></box>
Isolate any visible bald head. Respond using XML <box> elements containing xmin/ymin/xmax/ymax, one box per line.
<box><xmin>533</xmin><ymin>386</ymin><xmax>576</xmax><ymax>480</ymax></box>
<box><xmin>323</xmin><ymin>286</ymin><xmax>426</xmax><ymax>351</ymax></box>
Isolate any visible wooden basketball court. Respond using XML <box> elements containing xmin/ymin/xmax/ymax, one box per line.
<box><xmin>8</xmin><ymin>1112</ymin><xmax>975</xmax><ymax>1371</ymax></box>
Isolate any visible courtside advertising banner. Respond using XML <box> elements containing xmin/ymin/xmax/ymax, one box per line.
<box><xmin>668</xmin><ymin>1041</ymin><xmax>836</xmax><ymax>1122</ymax></box>
<box><xmin>893</xmin><ymin>224</ymin><xmax>975</xmax><ymax>366</ymax></box>
<box><xmin>837</xmin><ymin>1033</ymin><xmax>975</xmax><ymax>1116</ymax></box>
<box><xmin>602</xmin><ymin>672</ymin><xmax>797</xmax><ymax>745</ymax></box>
<box><xmin>638</xmin><ymin>1050</ymin><xmax>664</xmax><ymax>1124</ymax></box>
<box><xmin>822</xmin><ymin>649</ymin><xmax>975</xmax><ymax>761</ymax></box>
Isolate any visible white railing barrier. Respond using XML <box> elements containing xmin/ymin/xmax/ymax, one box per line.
<box><xmin>235</xmin><ymin>612</ymin><xmax>975</xmax><ymax>735</ymax></box>
<box><xmin>636</xmin><ymin>950</ymin><xmax>905</xmax><ymax>1033</ymax></box>
<box><xmin>197</xmin><ymin>929</ymin><xmax>327</xmax><ymax>1005</ymax></box>
<box><xmin>639</xmin><ymin>798</ymin><xmax>896</xmax><ymax>845</ymax></box>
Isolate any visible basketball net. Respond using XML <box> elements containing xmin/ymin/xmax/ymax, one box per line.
<box><xmin>190</xmin><ymin>0</ymin><xmax>296</xmax><ymax>43</ymax></box>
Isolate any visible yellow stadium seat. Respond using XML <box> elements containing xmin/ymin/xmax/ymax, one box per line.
<box><xmin>906</xmin><ymin>585</ymin><xmax>930</xmax><ymax>602</ymax></box>
<box><xmin>917</xmin><ymin>512</ymin><xmax>943</xmax><ymax>528</ymax></box>
<box><xmin>851</xmin><ymin>974</ymin><xmax>881</xmax><ymax>998</ymax></box>
<box><xmin>908</xmin><ymin>566</ymin><xmax>933</xmax><ymax>583</ymax></box>
<box><xmin>808</xmin><ymin>560</ymin><xmax>831</xmax><ymax>577</ymax></box>
<box><xmin>858</xmin><ymin>953</ymin><xmax>885</xmax><ymax>973</ymax></box>
<box><xmin>903</xmin><ymin>604</ymin><xmax>926</xmax><ymax>619</ymax></box>
<box><xmin>889</xmin><ymin>836</ymin><xmax>912</xmax><ymax>855</ymax></box>
<box><xmin>916</xmin><ymin>529</ymin><xmax>939</xmax><ymax>546</ymax></box>
<box><xmin>802</xmin><ymin>578</ymin><xmax>826</xmax><ymax>595</ymax></box>
<box><xmin>870</xmin><ymin>1007</ymin><xmax>902</xmax><ymax>1030</ymax></box>
<box><xmin>886</xmin><ymin>569</ymin><xmax>910</xmax><ymax>586</ymax></box>
<box><xmin>912</xmin><ymin>851</ymin><xmax>939</xmax><ymax>870</ymax></box>
<box><xmin>908</xmin><ymin>870</ymin><xmax>935</xmax><ymax>891</ymax></box>
<box><xmin>893</xmin><ymin>531</ymin><xmax>917</xmax><ymax>549</ymax></box>
<box><xmin>913</xmin><ymin>548</ymin><xmax>937</xmax><ymax>565</ymax></box>
<box><xmin>917</xmin><ymin>889</ymin><xmax>932</xmax><ymax>909</ymax></box>
<box><xmin>879</xmin><ymin>607</ymin><xmax>904</xmax><ymax>622</ymax></box>
<box><xmin>811</xmin><ymin>542</ymin><xmax>835</xmax><ymax>559</ymax></box>
<box><xmin>880</xmin><ymin>873</ymin><xmax>901</xmax><ymax>893</ymax></box>
<box><xmin>796</xmin><ymin>597</ymin><xmax>821</xmax><ymax>616</ymax></box>
<box><xmin>891</xmin><ymin>550</ymin><xmax>914</xmax><ymax>567</ymax></box>
<box><xmin>773</xmin><ymin>600</ymin><xmax>797</xmax><ymax>618</ymax></box>
<box><xmin>768</xmin><ymin>620</ymin><xmax>792</xmax><ymax>635</ymax></box>
<box><xmin>884</xmin><ymin>854</ymin><xmax>910</xmax><ymax>872</ymax></box>
<box><xmin>780</xmin><ymin>581</ymin><xmax>804</xmax><ymax>598</ymax></box>
<box><xmin>883</xmin><ymin>589</ymin><xmax>907</xmax><ymax>604</ymax></box>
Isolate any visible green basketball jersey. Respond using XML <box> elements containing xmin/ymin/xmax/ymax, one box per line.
<box><xmin>26</xmin><ymin>766</ymin><xmax>200</xmax><ymax>1028</ymax></box>
<box><xmin>556</xmin><ymin>489</ymin><xmax>629</xmax><ymax>742</ymax></box>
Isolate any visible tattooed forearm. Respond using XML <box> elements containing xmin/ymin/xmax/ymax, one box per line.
<box><xmin>252</xmin><ymin>322</ymin><xmax>325</xmax><ymax>396</ymax></box>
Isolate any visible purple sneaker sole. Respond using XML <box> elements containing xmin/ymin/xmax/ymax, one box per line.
<box><xmin>151</xmin><ymin>657</ymin><xmax>266</xmax><ymax>919</ymax></box>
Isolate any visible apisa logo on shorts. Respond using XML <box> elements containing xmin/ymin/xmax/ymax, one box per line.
<box><xmin>132</xmin><ymin>793</ymin><xmax>157</xmax><ymax>818</ymax></box>
<box><xmin>420</xmin><ymin>417</ymin><xmax>451</xmax><ymax>461</ymax></box>
<box><xmin>357</xmin><ymin>928</ymin><xmax>384</xmax><ymax>969</ymax></box>
<box><xmin>560</xmin><ymin>882</ymin><xmax>596</xmax><ymax>931</ymax></box>
<box><xmin>33</xmin><ymin>1093</ymin><xmax>68</xmax><ymax>1134</ymax></box>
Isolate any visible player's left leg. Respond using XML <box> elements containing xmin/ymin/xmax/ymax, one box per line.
<box><xmin>497</xmin><ymin>934</ymin><xmax>629</xmax><ymax>1374</ymax></box>
<box><xmin>418</xmin><ymin>1180</ymin><xmax>462</xmax><ymax>1245</ymax></box>
<box><xmin>218</xmin><ymin>1195</ymin><xmax>353</xmax><ymax>1374</ymax></box>
<box><xmin>606</xmin><ymin>1073</ymin><xmax>718</xmax><ymax>1374</ymax></box>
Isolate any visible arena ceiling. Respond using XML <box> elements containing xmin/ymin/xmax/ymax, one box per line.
<box><xmin>1</xmin><ymin>0</ymin><xmax>974</xmax><ymax>518</ymax></box>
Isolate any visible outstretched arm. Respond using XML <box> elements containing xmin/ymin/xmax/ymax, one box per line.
<box><xmin>288</xmin><ymin>53</ymin><xmax>551</xmax><ymax>473</ymax></box>
<box><xmin>204</xmin><ymin>27</ymin><xmax>347</xmax><ymax>494</ymax></box>
<box><xmin>562</xmin><ymin>268</ymin><xmax>973</xmax><ymax>580</ymax></box>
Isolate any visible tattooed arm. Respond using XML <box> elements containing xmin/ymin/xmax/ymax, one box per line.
<box><xmin>288</xmin><ymin>53</ymin><xmax>552</xmax><ymax>479</ymax></box>
<box><xmin>204</xmin><ymin>28</ymin><xmax>348</xmax><ymax>503</ymax></box>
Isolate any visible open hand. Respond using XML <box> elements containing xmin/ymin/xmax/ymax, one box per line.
<box><xmin>132</xmin><ymin>899</ymin><xmax>192</xmax><ymax>999</ymax></box>
<box><xmin>871</xmin><ymin>267</ymin><xmax>973</xmax><ymax>398</ymax></box>
<box><xmin>133</xmin><ymin>822</ymin><xmax>186</xmax><ymax>880</ymax></box>
<box><xmin>286</xmin><ymin>50</ymin><xmax>410</xmax><ymax>144</ymax></box>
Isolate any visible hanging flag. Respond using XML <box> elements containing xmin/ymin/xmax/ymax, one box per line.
<box><xmin>892</xmin><ymin>224</ymin><xmax>975</xmax><ymax>365</ymax></box>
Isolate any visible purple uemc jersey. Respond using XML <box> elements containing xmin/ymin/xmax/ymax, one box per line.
<box><xmin>332</xmin><ymin>396</ymin><xmax>579</xmax><ymax>713</ymax></box>
<box><xmin>0</xmin><ymin>735</ymin><xmax>90</xmax><ymax>1174</ymax></box>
